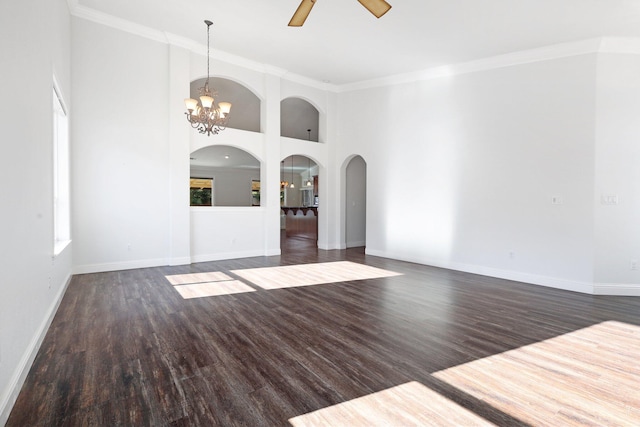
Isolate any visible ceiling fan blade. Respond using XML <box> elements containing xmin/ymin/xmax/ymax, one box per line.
<box><xmin>288</xmin><ymin>0</ymin><xmax>316</xmax><ymax>27</ymax></box>
<box><xmin>357</xmin><ymin>0</ymin><xmax>391</xmax><ymax>18</ymax></box>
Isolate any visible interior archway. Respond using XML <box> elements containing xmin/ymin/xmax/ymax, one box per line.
<box><xmin>190</xmin><ymin>145</ymin><xmax>261</xmax><ymax>207</ymax></box>
<box><xmin>280</xmin><ymin>155</ymin><xmax>319</xmax><ymax>253</ymax></box>
<box><xmin>280</xmin><ymin>97</ymin><xmax>319</xmax><ymax>141</ymax></box>
<box><xmin>345</xmin><ymin>155</ymin><xmax>367</xmax><ymax>248</ymax></box>
<box><xmin>190</xmin><ymin>77</ymin><xmax>261</xmax><ymax>132</ymax></box>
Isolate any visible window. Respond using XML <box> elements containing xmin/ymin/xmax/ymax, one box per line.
<box><xmin>251</xmin><ymin>180</ymin><xmax>260</xmax><ymax>206</ymax></box>
<box><xmin>190</xmin><ymin>178</ymin><xmax>213</xmax><ymax>206</ymax></box>
<box><xmin>53</xmin><ymin>84</ymin><xmax>70</xmax><ymax>255</ymax></box>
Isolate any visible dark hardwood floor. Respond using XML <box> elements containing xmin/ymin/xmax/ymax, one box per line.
<box><xmin>7</xmin><ymin>242</ymin><xmax>640</xmax><ymax>426</ymax></box>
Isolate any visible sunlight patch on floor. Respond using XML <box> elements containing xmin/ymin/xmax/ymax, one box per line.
<box><xmin>165</xmin><ymin>271</ymin><xmax>255</xmax><ymax>299</ymax></box>
<box><xmin>165</xmin><ymin>271</ymin><xmax>233</xmax><ymax>285</ymax></box>
<box><xmin>288</xmin><ymin>381</ymin><xmax>494</xmax><ymax>427</ymax></box>
<box><xmin>172</xmin><ymin>280</ymin><xmax>256</xmax><ymax>299</ymax></box>
<box><xmin>433</xmin><ymin>321</ymin><xmax>640</xmax><ymax>426</ymax></box>
<box><xmin>231</xmin><ymin>261</ymin><xmax>402</xmax><ymax>290</ymax></box>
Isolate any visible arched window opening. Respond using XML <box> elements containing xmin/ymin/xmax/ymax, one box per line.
<box><xmin>280</xmin><ymin>98</ymin><xmax>319</xmax><ymax>141</ymax></box>
<box><xmin>190</xmin><ymin>145</ymin><xmax>261</xmax><ymax>207</ymax></box>
<box><xmin>190</xmin><ymin>78</ymin><xmax>261</xmax><ymax>132</ymax></box>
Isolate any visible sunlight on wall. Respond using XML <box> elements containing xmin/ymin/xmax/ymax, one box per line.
<box><xmin>433</xmin><ymin>321</ymin><xmax>640</xmax><ymax>426</ymax></box>
<box><xmin>288</xmin><ymin>381</ymin><xmax>492</xmax><ymax>426</ymax></box>
<box><xmin>381</xmin><ymin>122</ymin><xmax>461</xmax><ymax>262</ymax></box>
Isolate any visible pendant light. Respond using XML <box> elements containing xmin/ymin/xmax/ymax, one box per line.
<box><xmin>280</xmin><ymin>160</ymin><xmax>288</xmax><ymax>188</ymax></box>
<box><xmin>184</xmin><ymin>20</ymin><xmax>232</xmax><ymax>136</ymax></box>
<box><xmin>304</xmin><ymin>129</ymin><xmax>313</xmax><ymax>187</ymax></box>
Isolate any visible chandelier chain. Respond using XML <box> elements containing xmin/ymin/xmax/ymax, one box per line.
<box><xmin>206</xmin><ymin>21</ymin><xmax>210</xmax><ymax>84</ymax></box>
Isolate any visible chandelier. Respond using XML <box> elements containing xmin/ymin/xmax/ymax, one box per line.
<box><xmin>184</xmin><ymin>20</ymin><xmax>232</xmax><ymax>136</ymax></box>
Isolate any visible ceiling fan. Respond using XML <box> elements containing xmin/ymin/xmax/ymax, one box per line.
<box><xmin>288</xmin><ymin>0</ymin><xmax>392</xmax><ymax>27</ymax></box>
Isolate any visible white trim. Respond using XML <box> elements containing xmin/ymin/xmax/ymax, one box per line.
<box><xmin>53</xmin><ymin>239</ymin><xmax>72</xmax><ymax>257</ymax></box>
<box><xmin>72</xmin><ymin>258</ymin><xmax>168</xmax><ymax>274</ymax></box>
<box><xmin>593</xmin><ymin>283</ymin><xmax>640</xmax><ymax>296</ymax></box>
<box><xmin>264</xmin><ymin>248</ymin><xmax>282</xmax><ymax>257</ymax></box>
<box><xmin>68</xmin><ymin>3</ymin><xmax>333</xmax><ymax>92</ymax></box>
<box><xmin>346</xmin><ymin>240</ymin><xmax>366</xmax><ymax>248</ymax></box>
<box><xmin>339</xmin><ymin>38</ymin><xmax>604</xmax><ymax>92</ymax></box>
<box><xmin>191</xmin><ymin>250</ymin><xmax>266</xmax><ymax>264</ymax></box>
<box><xmin>71</xmin><ymin>4</ymin><xmax>168</xmax><ymax>44</ymax></box>
<box><xmin>68</xmin><ymin>3</ymin><xmax>640</xmax><ymax>93</ymax></box>
<box><xmin>0</xmin><ymin>274</ymin><xmax>72</xmax><ymax>426</ymax></box>
<box><xmin>598</xmin><ymin>37</ymin><xmax>640</xmax><ymax>55</ymax></box>
<box><xmin>168</xmin><ymin>257</ymin><xmax>192</xmax><ymax>267</ymax></box>
<box><xmin>365</xmin><ymin>249</ymin><xmax>594</xmax><ymax>294</ymax></box>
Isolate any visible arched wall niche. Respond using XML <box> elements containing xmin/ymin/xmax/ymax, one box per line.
<box><xmin>190</xmin><ymin>144</ymin><xmax>262</xmax><ymax>207</ymax></box>
<box><xmin>190</xmin><ymin>77</ymin><xmax>261</xmax><ymax>133</ymax></box>
<box><xmin>339</xmin><ymin>153</ymin><xmax>368</xmax><ymax>249</ymax></box>
<box><xmin>281</xmin><ymin>97</ymin><xmax>320</xmax><ymax>142</ymax></box>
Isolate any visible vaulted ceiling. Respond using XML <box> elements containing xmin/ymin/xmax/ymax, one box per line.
<box><xmin>73</xmin><ymin>0</ymin><xmax>640</xmax><ymax>85</ymax></box>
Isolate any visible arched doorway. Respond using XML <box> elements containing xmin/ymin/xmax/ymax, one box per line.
<box><xmin>280</xmin><ymin>155</ymin><xmax>318</xmax><ymax>254</ymax></box>
<box><xmin>345</xmin><ymin>156</ymin><xmax>367</xmax><ymax>248</ymax></box>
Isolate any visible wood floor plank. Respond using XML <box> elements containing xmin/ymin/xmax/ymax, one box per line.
<box><xmin>7</xmin><ymin>243</ymin><xmax>640</xmax><ymax>426</ymax></box>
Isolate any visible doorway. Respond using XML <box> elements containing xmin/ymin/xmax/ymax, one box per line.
<box><xmin>280</xmin><ymin>155</ymin><xmax>318</xmax><ymax>254</ymax></box>
<box><xmin>345</xmin><ymin>156</ymin><xmax>366</xmax><ymax>248</ymax></box>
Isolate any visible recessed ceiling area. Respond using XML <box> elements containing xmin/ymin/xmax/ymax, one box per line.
<box><xmin>190</xmin><ymin>145</ymin><xmax>259</xmax><ymax>169</ymax></box>
<box><xmin>72</xmin><ymin>0</ymin><xmax>640</xmax><ymax>85</ymax></box>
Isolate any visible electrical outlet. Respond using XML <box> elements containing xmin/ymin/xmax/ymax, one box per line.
<box><xmin>509</xmin><ymin>251</ymin><xmax>515</xmax><ymax>260</ymax></box>
<box><xmin>631</xmin><ymin>260</ymin><xmax>638</xmax><ymax>271</ymax></box>
<box><xmin>551</xmin><ymin>196</ymin><xmax>563</xmax><ymax>205</ymax></box>
<box><xmin>601</xmin><ymin>195</ymin><xmax>619</xmax><ymax>205</ymax></box>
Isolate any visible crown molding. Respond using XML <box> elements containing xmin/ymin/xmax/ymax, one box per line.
<box><xmin>338</xmin><ymin>38</ymin><xmax>604</xmax><ymax>92</ymax></box>
<box><xmin>68</xmin><ymin>2</ymin><xmax>336</xmax><ymax>92</ymax></box>
<box><xmin>71</xmin><ymin>3</ymin><xmax>168</xmax><ymax>44</ymax></box>
<box><xmin>598</xmin><ymin>37</ymin><xmax>640</xmax><ymax>55</ymax></box>
<box><xmin>66</xmin><ymin>2</ymin><xmax>640</xmax><ymax>94</ymax></box>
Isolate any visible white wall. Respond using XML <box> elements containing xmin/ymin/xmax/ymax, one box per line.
<box><xmin>339</xmin><ymin>55</ymin><xmax>598</xmax><ymax>292</ymax></box>
<box><xmin>71</xmin><ymin>18</ymin><xmax>171</xmax><ymax>273</ymax></box>
<box><xmin>0</xmin><ymin>0</ymin><xmax>73</xmax><ymax>423</ymax></box>
<box><xmin>594</xmin><ymin>53</ymin><xmax>640</xmax><ymax>294</ymax></box>
<box><xmin>191</xmin><ymin>208</ymin><xmax>266</xmax><ymax>262</ymax></box>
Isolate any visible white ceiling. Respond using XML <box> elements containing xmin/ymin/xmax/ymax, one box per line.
<box><xmin>75</xmin><ymin>0</ymin><xmax>640</xmax><ymax>85</ymax></box>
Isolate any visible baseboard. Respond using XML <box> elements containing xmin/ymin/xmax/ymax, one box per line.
<box><xmin>264</xmin><ymin>248</ymin><xmax>281</xmax><ymax>257</ymax></box>
<box><xmin>593</xmin><ymin>283</ymin><xmax>640</xmax><ymax>296</ymax></box>
<box><xmin>191</xmin><ymin>250</ymin><xmax>265</xmax><ymax>264</ymax></box>
<box><xmin>364</xmin><ymin>249</ymin><xmax>594</xmax><ymax>294</ymax></box>
<box><xmin>346</xmin><ymin>240</ymin><xmax>366</xmax><ymax>248</ymax></box>
<box><xmin>168</xmin><ymin>256</ymin><xmax>191</xmax><ymax>266</ymax></box>
<box><xmin>0</xmin><ymin>273</ymin><xmax>72</xmax><ymax>426</ymax></box>
<box><xmin>72</xmin><ymin>258</ymin><xmax>168</xmax><ymax>274</ymax></box>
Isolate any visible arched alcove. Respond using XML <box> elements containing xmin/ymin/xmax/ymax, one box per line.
<box><xmin>190</xmin><ymin>77</ymin><xmax>261</xmax><ymax>132</ymax></box>
<box><xmin>190</xmin><ymin>145</ymin><xmax>261</xmax><ymax>207</ymax></box>
<box><xmin>281</xmin><ymin>97</ymin><xmax>319</xmax><ymax>141</ymax></box>
<box><xmin>345</xmin><ymin>156</ymin><xmax>367</xmax><ymax>248</ymax></box>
